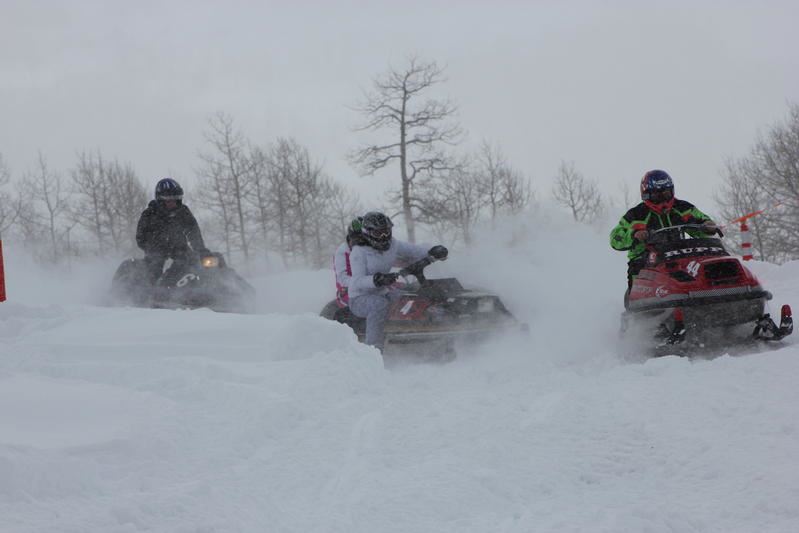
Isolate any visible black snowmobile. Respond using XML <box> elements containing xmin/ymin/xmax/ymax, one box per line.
<box><xmin>320</xmin><ymin>255</ymin><xmax>527</xmax><ymax>355</ymax></box>
<box><xmin>110</xmin><ymin>251</ymin><xmax>255</xmax><ymax>313</ymax></box>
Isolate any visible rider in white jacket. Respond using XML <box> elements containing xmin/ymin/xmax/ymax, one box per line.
<box><xmin>348</xmin><ymin>212</ymin><xmax>448</xmax><ymax>352</ymax></box>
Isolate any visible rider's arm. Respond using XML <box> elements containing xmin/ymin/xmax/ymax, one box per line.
<box><xmin>183</xmin><ymin>208</ymin><xmax>209</xmax><ymax>253</ymax></box>
<box><xmin>393</xmin><ymin>239</ymin><xmax>430</xmax><ymax>266</ymax></box>
<box><xmin>610</xmin><ymin>217</ymin><xmax>636</xmax><ymax>251</ymax></box>
<box><xmin>675</xmin><ymin>201</ymin><xmax>715</xmax><ymax>236</ymax></box>
<box><xmin>333</xmin><ymin>243</ymin><xmax>351</xmax><ymax>288</ymax></box>
<box><xmin>349</xmin><ymin>246</ymin><xmax>379</xmax><ymax>292</ymax></box>
<box><xmin>136</xmin><ymin>209</ymin><xmax>156</xmax><ymax>254</ymax></box>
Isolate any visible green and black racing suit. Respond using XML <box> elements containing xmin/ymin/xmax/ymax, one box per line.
<box><xmin>609</xmin><ymin>199</ymin><xmax>713</xmax><ymax>292</ymax></box>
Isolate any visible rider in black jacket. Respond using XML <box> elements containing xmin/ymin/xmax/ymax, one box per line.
<box><xmin>136</xmin><ymin>178</ymin><xmax>209</xmax><ymax>284</ymax></box>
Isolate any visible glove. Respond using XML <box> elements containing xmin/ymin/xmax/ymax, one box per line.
<box><xmin>428</xmin><ymin>245</ymin><xmax>448</xmax><ymax>260</ymax></box>
<box><xmin>633</xmin><ymin>230</ymin><xmax>649</xmax><ymax>242</ymax></box>
<box><xmin>373</xmin><ymin>272</ymin><xmax>399</xmax><ymax>288</ymax></box>
<box><xmin>702</xmin><ymin>221</ymin><xmax>719</xmax><ymax>234</ymax></box>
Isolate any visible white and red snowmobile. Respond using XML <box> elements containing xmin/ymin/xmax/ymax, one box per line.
<box><xmin>320</xmin><ymin>255</ymin><xmax>527</xmax><ymax>355</ymax></box>
<box><xmin>621</xmin><ymin>224</ymin><xmax>792</xmax><ymax>354</ymax></box>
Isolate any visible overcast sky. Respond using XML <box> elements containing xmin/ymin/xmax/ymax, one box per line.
<box><xmin>2</xmin><ymin>0</ymin><xmax>798</xmax><ymax>217</ymax></box>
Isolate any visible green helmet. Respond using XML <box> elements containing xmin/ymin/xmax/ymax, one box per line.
<box><xmin>346</xmin><ymin>216</ymin><xmax>366</xmax><ymax>246</ymax></box>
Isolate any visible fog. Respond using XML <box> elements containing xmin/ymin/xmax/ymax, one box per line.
<box><xmin>2</xmin><ymin>0</ymin><xmax>798</xmax><ymax>211</ymax></box>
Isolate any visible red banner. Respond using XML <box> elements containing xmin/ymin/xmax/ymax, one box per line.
<box><xmin>0</xmin><ymin>240</ymin><xmax>5</xmax><ymax>302</ymax></box>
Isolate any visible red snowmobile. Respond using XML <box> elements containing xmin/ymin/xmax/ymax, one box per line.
<box><xmin>622</xmin><ymin>224</ymin><xmax>792</xmax><ymax>353</ymax></box>
<box><xmin>320</xmin><ymin>255</ymin><xmax>527</xmax><ymax>355</ymax></box>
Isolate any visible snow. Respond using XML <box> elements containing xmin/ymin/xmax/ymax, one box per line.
<box><xmin>1</xmin><ymin>216</ymin><xmax>799</xmax><ymax>532</ymax></box>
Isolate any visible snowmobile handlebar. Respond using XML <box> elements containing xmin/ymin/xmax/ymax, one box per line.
<box><xmin>396</xmin><ymin>255</ymin><xmax>438</xmax><ymax>285</ymax></box>
<box><xmin>647</xmin><ymin>223</ymin><xmax>723</xmax><ymax>244</ymax></box>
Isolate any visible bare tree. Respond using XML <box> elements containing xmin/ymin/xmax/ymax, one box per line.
<box><xmin>350</xmin><ymin>56</ymin><xmax>462</xmax><ymax>242</ymax></box>
<box><xmin>71</xmin><ymin>151</ymin><xmax>109</xmax><ymax>253</ymax></box>
<box><xmin>70</xmin><ymin>151</ymin><xmax>147</xmax><ymax>255</ymax></box>
<box><xmin>197</xmin><ymin>113</ymin><xmax>253</xmax><ymax>261</ymax></box>
<box><xmin>284</xmin><ymin>139</ymin><xmax>323</xmax><ymax>265</ymax></box>
<box><xmin>107</xmin><ymin>162</ymin><xmax>147</xmax><ymax>252</ymax></box>
<box><xmin>196</xmin><ymin>158</ymin><xmax>235</xmax><ymax>258</ymax></box>
<box><xmin>246</xmin><ymin>145</ymin><xmax>273</xmax><ymax>262</ymax></box>
<box><xmin>19</xmin><ymin>153</ymin><xmax>68</xmax><ymax>261</ymax></box>
<box><xmin>265</xmin><ymin>138</ymin><xmax>305</xmax><ymax>266</ymax></box>
<box><xmin>0</xmin><ymin>153</ymin><xmax>22</xmax><ymax>239</ymax></box>
<box><xmin>416</xmin><ymin>158</ymin><xmax>483</xmax><ymax>244</ymax></box>
<box><xmin>321</xmin><ymin>179</ymin><xmax>363</xmax><ymax>239</ymax></box>
<box><xmin>715</xmin><ymin>158</ymin><xmax>776</xmax><ymax>261</ymax></box>
<box><xmin>305</xmin><ymin>179</ymin><xmax>363</xmax><ymax>269</ymax></box>
<box><xmin>475</xmin><ymin>141</ymin><xmax>533</xmax><ymax>222</ymax></box>
<box><xmin>551</xmin><ymin>161</ymin><xmax>604</xmax><ymax>223</ymax></box>
<box><xmin>715</xmin><ymin>103</ymin><xmax>799</xmax><ymax>262</ymax></box>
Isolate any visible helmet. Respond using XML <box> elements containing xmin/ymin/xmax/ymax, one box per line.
<box><xmin>640</xmin><ymin>170</ymin><xmax>674</xmax><ymax>213</ymax></box>
<box><xmin>361</xmin><ymin>211</ymin><xmax>393</xmax><ymax>251</ymax></box>
<box><xmin>346</xmin><ymin>216</ymin><xmax>365</xmax><ymax>247</ymax></box>
<box><xmin>155</xmin><ymin>178</ymin><xmax>184</xmax><ymax>203</ymax></box>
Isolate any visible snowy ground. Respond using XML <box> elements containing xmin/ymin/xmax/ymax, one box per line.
<box><xmin>2</xmin><ymin>218</ymin><xmax>799</xmax><ymax>533</ymax></box>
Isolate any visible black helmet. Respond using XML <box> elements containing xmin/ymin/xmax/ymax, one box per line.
<box><xmin>155</xmin><ymin>178</ymin><xmax>184</xmax><ymax>202</ymax></box>
<box><xmin>361</xmin><ymin>211</ymin><xmax>393</xmax><ymax>251</ymax></box>
<box><xmin>346</xmin><ymin>216</ymin><xmax>365</xmax><ymax>247</ymax></box>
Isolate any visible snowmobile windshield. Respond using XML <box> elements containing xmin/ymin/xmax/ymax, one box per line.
<box><xmin>647</xmin><ymin>224</ymin><xmax>716</xmax><ymax>245</ymax></box>
<box><xmin>648</xmin><ymin>237</ymin><xmax>729</xmax><ymax>265</ymax></box>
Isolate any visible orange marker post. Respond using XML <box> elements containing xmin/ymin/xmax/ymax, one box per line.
<box><xmin>739</xmin><ymin>222</ymin><xmax>754</xmax><ymax>261</ymax></box>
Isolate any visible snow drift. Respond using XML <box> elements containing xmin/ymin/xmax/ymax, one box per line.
<box><xmin>1</xmin><ymin>214</ymin><xmax>798</xmax><ymax>532</ymax></box>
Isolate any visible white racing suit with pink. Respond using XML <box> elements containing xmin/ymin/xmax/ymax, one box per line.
<box><xmin>333</xmin><ymin>242</ymin><xmax>353</xmax><ymax>307</ymax></box>
<box><xmin>348</xmin><ymin>238</ymin><xmax>429</xmax><ymax>351</ymax></box>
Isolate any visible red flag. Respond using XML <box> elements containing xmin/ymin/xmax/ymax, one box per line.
<box><xmin>0</xmin><ymin>240</ymin><xmax>6</xmax><ymax>302</ymax></box>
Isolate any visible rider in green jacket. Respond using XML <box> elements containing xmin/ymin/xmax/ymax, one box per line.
<box><xmin>610</xmin><ymin>170</ymin><xmax>718</xmax><ymax>305</ymax></box>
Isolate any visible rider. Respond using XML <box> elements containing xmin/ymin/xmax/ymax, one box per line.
<box><xmin>348</xmin><ymin>211</ymin><xmax>449</xmax><ymax>352</ymax></box>
<box><xmin>610</xmin><ymin>170</ymin><xmax>718</xmax><ymax>304</ymax></box>
<box><xmin>333</xmin><ymin>216</ymin><xmax>366</xmax><ymax>307</ymax></box>
<box><xmin>136</xmin><ymin>178</ymin><xmax>210</xmax><ymax>285</ymax></box>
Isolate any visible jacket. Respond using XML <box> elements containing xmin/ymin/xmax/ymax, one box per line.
<box><xmin>136</xmin><ymin>200</ymin><xmax>207</xmax><ymax>257</ymax></box>
<box><xmin>333</xmin><ymin>241</ymin><xmax>353</xmax><ymax>306</ymax></box>
<box><xmin>609</xmin><ymin>199</ymin><xmax>711</xmax><ymax>261</ymax></box>
<box><xmin>348</xmin><ymin>238</ymin><xmax>429</xmax><ymax>301</ymax></box>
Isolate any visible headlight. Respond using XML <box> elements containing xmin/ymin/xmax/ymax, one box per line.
<box><xmin>201</xmin><ymin>256</ymin><xmax>220</xmax><ymax>268</ymax></box>
<box><xmin>477</xmin><ymin>297</ymin><xmax>495</xmax><ymax>313</ymax></box>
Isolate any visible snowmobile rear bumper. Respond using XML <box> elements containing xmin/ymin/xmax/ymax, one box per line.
<box><xmin>383</xmin><ymin>319</ymin><xmax>528</xmax><ymax>345</ymax></box>
<box><xmin>626</xmin><ymin>288</ymin><xmax>771</xmax><ymax>313</ymax></box>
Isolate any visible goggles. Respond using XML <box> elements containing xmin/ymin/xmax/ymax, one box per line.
<box><xmin>643</xmin><ymin>189</ymin><xmax>673</xmax><ymax>204</ymax></box>
<box><xmin>366</xmin><ymin>228</ymin><xmax>391</xmax><ymax>240</ymax></box>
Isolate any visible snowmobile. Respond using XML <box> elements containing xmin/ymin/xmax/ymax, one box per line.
<box><xmin>621</xmin><ymin>223</ymin><xmax>792</xmax><ymax>354</ymax></box>
<box><xmin>110</xmin><ymin>251</ymin><xmax>255</xmax><ymax>313</ymax></box>
<box><xmin>320</xmin><ymin>255</ymin><xmax>527</xmax><ymax>355</ymax></box>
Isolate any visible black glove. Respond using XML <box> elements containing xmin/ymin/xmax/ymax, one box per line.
<box><xmin>702</xmin><ymin>220</ymin><xmax>720</xmax><ymax>235</ymax></box>
<box><xmin>428</xmin><ymin>245</ymin><xmax>448</xmax><ymax>260</ymax></box>
<box><xmin>373</xmin><ymin>272</ymin><xmax>399</xmax><ymax>288</ymax></box>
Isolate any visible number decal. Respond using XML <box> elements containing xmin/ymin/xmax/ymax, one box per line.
<box><xmin>686</xmin><ymin>261</ymin><xmax>700</xmax><ymax>277</ymax></box>
<box><xmin>400</xmin><ymin>300</ymin><xmax>415</xmax><ymax>315</ymax></box>
<box><xmin>176</xmin><ymin>273</ymin><xmax>198</xmax><ymax>287</ymax></box>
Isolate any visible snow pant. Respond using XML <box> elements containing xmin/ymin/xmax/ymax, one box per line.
<box><xmin>144</xmin><ymin>254</ymin><xmax>168</xmax><ymax>286</ymax></box>
<box><xmin>144</xmin><ymin>251</ymin><xmax>190</xmax><ymax>286</ymax></box>
<box><xmin>349</xmin><ymin>291</ymin><xmax>401</xmax><ymax>352</ymax></box>
<box><xmin>624</xmin><ymin>256</ymin><xmax>648</xmax><ymax>309</ymax></box>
